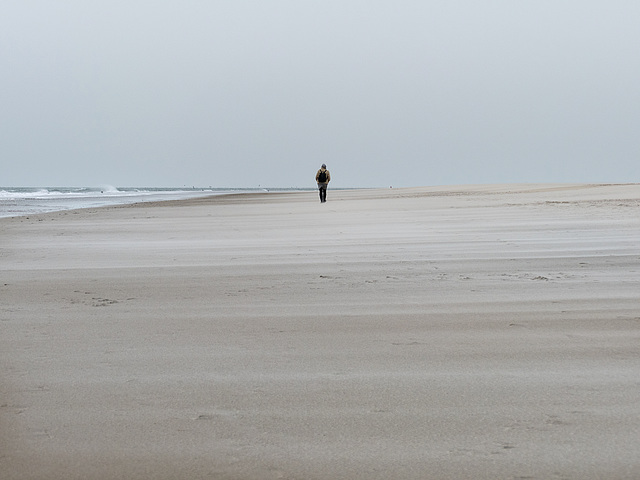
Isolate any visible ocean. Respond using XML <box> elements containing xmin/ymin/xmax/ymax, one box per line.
<box><xmin>0</xmin><ymin>186</ymin><xmax>284</xmax><ymax>219</ymax></box>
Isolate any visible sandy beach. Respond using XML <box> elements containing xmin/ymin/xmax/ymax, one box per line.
<box><xmin>2</xmin><ymin>184</ymin><xmax>639</xmax><ymax>480</ymax></box>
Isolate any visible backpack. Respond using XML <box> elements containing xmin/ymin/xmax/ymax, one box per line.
<box><xmin>318</xmin><ymin>170</ymin><xmax>327</xmax><ymax>183</ymax></box>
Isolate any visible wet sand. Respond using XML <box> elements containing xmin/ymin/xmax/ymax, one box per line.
<box><xmin>2</xmin><ymin>184</ymin><xmax>640</xmax><ymax>479</ymax></box>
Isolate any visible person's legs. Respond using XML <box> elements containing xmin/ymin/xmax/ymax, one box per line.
<box><xmin>319</xmin><ymin>185</ymin><xmax>327</xmax><ymax>202</ymax></box>
<box><xmin>318</xmin><ymin>185</ymin><xmax>323</xmax><ymax>202</ymax></box>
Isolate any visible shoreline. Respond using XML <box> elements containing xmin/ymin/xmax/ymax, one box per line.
<box><xmin>3</xmin><ymin>182</ymin><xmax>639</xmax><ymax>220</ymax></box>
<box><xmin>2</xmin><ymin>182</ymin><xmax>638</xmax><ymax>219</ymax></box>
<box><xmin>2</xmin><ymin>183</ymin><xmax>639</xmax><ymax>479</ymax></box>
<box><xmin>0</xmin><ymin>187</ymin><xmax>318</xmax><ymax>220</ymax></box>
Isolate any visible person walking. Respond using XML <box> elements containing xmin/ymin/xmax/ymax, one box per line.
<box><xmin>315</xmin><ymin>164</ymin><xmax>331</xmax><ymax>203</ymax></box>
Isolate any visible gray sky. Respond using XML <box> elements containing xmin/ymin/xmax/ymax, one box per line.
<box><xmin>2</xmin><ymin>1</ymin><xmax>639</xmax><ymax>188</ymax></box>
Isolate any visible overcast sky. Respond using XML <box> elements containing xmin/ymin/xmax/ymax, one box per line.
<box><xmin>2</xmin><ymin>1</ymin><xmax>639</xmax><ymax>188</ymax></box>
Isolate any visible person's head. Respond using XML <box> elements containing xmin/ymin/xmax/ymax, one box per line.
<box><xmin>321</xmin><ymin>164</ymin><xmax>326</xmax><ymax>169</ymax></box>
